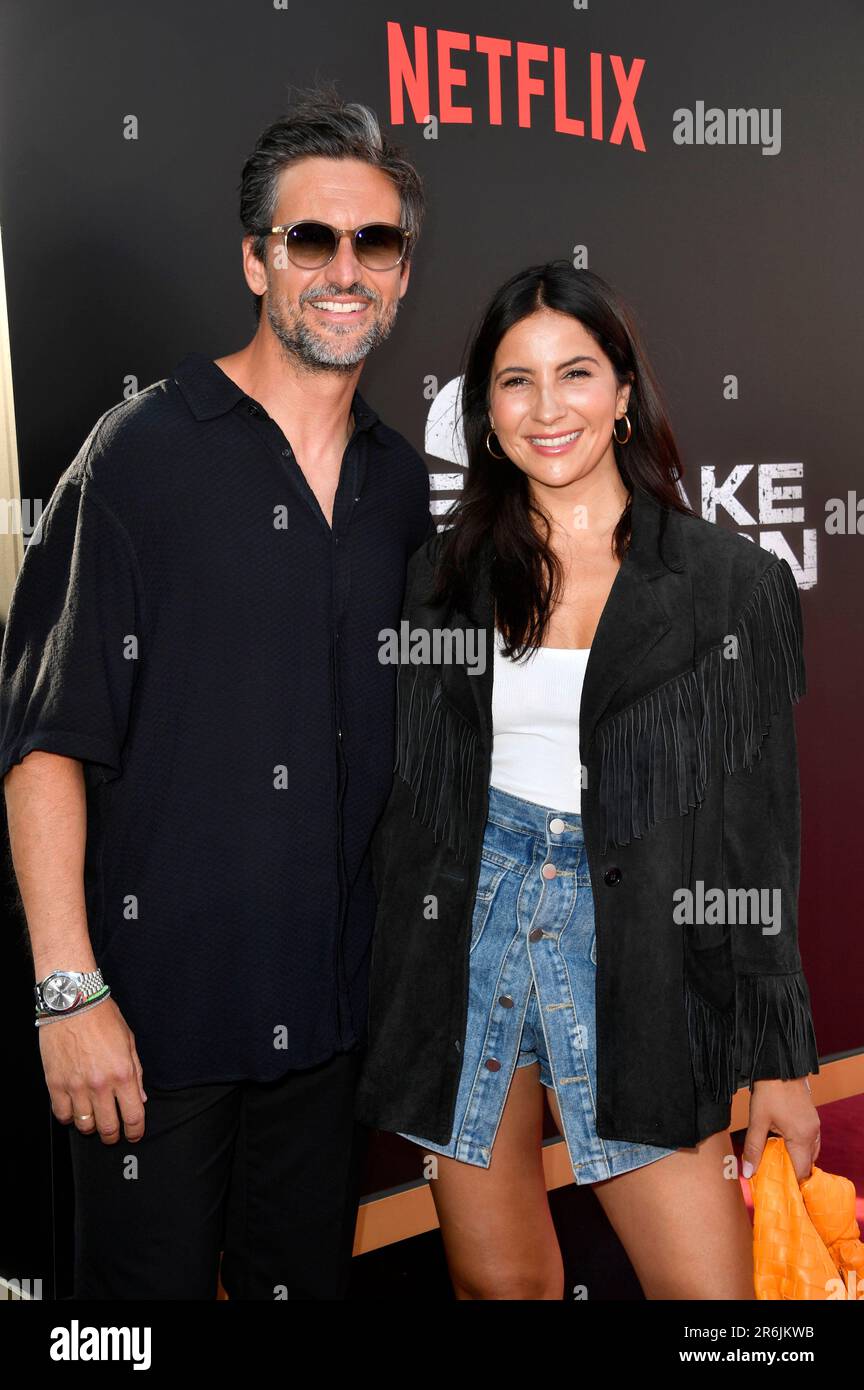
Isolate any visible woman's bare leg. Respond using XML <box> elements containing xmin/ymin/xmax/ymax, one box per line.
<box><xmin>545</xmin><ymin>1088</ymin><xmax>754</xmax><ymax>1300</ymax></box>
<box><xmin>426</xmin><ymin>1062</ymin><xmax>564</xmax><ymax>1300</ymax></box>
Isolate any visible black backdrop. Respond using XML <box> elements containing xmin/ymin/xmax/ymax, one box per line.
<box><xmin>1</xmin><ymin>0</ymin><xmax>861</xmax><ymax>1293</ymax></box>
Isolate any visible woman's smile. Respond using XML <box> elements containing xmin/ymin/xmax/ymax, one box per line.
<box><xmin>525</xmin><ymin>427</ymin><xmax>584</xmax><ymax>456</ymax></box>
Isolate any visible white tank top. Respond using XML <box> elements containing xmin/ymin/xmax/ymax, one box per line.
<box><xmin>489</xmin><ymin>628</ymin><xmax>589</xmax><ymax>814</ymax></box>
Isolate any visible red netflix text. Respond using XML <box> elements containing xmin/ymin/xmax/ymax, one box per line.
<box><xmin>386</xmin><ymin>22</ymin><xmax>646</xmax><ymax>150</ymax></box>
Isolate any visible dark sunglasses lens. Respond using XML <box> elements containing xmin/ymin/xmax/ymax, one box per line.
<box><xmin>354</xmin><ymin>225</ymin><xmax>405</xmax><ymax>267</ymax></box>
<box><xmin>285</xmin><ymin>222</ymin><xmax>338</xmax><ymax>266</ymax></box>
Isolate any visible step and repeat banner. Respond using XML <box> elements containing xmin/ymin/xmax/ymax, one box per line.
<box><xmin>0</xmin><ymin>0</ymin><xmax>860</xmax><ymax>1292</ymax></box>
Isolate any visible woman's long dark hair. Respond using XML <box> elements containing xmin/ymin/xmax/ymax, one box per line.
<box><xmin>430</xmin><ymin>261</ymin><xmax>694</xmax><ymax>654</ymax></box>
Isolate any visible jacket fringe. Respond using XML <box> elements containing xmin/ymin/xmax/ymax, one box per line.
<box><xmin>684</xmin><ymin>976</ymin><xmax>736</xmax><ymax>1104</ymax></box>
<box><xmin>393</xmin><ymin>668</ymin><xmax>479</xmax><ymax>862</ymax></box>
<box><xmin>685</xmin><ymin>970</ymin><xmax>817</xmax><ymax>1103</ymax></box>
<box><xmin>733</xmin><ymin>970</ymin><xmax>819</xmax><ymax>1090</ymax></box>
<box><xmin>597</xmin><ymin>559</ymin><xmax>805</xmax><ymax>851</ymax></box>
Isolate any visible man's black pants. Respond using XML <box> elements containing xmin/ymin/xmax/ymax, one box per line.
<box><xmin>67</xmin><ymin>1045</ymin><xmax>370</xmax><ymax>1300</ymax></box>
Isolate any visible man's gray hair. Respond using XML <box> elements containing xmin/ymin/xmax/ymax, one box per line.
<box><xmin>239</xmin><ymin>81</ymin><xmax>426</xmax><ymax>318</ymax></box>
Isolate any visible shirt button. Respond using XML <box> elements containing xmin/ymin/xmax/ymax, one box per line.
<box><xmin>281</xmin><ymin>447</ymin><xmax>291</xmax><ymax>457</ymax></box>
<box><xmin>528</xmin><ymin>928</ymin><xmax>544</xmax><ymax>942</ymax></box>
<box><xmin>484</xmin><ymin>1058</ymin><xmax>501</xmax><ymax>1072</ymax></box>
<box><xmin>604</xmin><ymin>866</ymin><xmax>622</xmax><ymax>886</ymax></box>
<box><xmin>247</xmin><ymin>403</ymin><xmax>259</xmax><ymax>415</ymax></box>
<box><xmin>541</xmin><ymin>862</ymin><xmax>557</xmax><ymax>879</ymax></box>
<box><xmin>549</xmin><ymin>817</ymin><xmax>566</xmax><ymax>834</ymax></box>
<box><xmin>498</xmin><ymin>995</ymin><xmax>514</xmax><ymax>1008</ymax></box>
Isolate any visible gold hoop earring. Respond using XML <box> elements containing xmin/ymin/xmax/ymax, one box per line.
<box><xmin>613</xmin><ymin>412</ymin><xmax>632</xmax><ymax>445</ymax></box>
<box><xmin>486</xmin><ymin>429</ymin><xmax>506</xmax><ymax>459</ymax></box>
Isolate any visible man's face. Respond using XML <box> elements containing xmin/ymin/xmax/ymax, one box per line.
<box><xmin>245</xmin><ymin>156</ymin><xmax>412</xmax><ymax>373</ymax></box>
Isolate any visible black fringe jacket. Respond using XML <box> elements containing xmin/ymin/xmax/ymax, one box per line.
<box><xmin>354</xmin><ymin>483</ymin><xmax>821</xmax><ymax>1149</ymax></box>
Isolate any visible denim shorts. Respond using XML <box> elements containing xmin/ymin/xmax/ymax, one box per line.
<box><xmin>397</xmin><ymin>784</ymin><xmax>678</xmax><ymax>1185</ymax></box>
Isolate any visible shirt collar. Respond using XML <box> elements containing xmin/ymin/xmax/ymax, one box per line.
<box><xmin>172</xmin><ymin>351</ymin><xmax>380</xmax><ymax>433</ymax></box>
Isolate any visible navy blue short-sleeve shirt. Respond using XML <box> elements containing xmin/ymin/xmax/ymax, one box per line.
<box><xmin>0</xmin><ymin>353</ymin><xmax>433</xmax><ymax>1087</ymax></box>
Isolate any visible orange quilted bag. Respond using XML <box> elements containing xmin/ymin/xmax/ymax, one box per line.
<box><xmin>749</xmin><ymin>1135</ymin><xmax>864</xmax><ymax>1299</ymax></box>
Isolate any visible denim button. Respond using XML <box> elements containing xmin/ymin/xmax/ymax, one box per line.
<box><xmin>498</xmin><ymin>995</ymin><xmax>514</xmax><ymax>1008</ymax></box>
<box><xmin>541</xmin><ymin>862</ymin><xmax>557</xmax><ymax>879</ymax></box>
<box><xmin>528</xmin><ymin>928</ymin><xmax>543</xmax><ymax>942</ymax></box>
<box><xmin>549</xmin><ymin>817</ymin><xmax>566</xmax><ymax>834</ymax></box>
<box><xmin>485</xmin><ymin>1058</ymin><xmax>501</xmax><ymax>1072</ymax></box>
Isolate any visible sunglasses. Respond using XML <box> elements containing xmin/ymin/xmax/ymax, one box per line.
<box><xmin>257</xmin><ymin>221</ymin><xmax>411</xmax><ymax>271</ymax></box>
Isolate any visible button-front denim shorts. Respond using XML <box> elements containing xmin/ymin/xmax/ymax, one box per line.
<box><xmin>397</xmin><ymin>784</ymin><xmax>678</xmax><ymax>1185</ymax></box>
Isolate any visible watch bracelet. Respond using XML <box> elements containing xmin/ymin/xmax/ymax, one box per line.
<box><xmin>34</xmin><ymin>986</ymin><xmax>112</xmax><ymax>1027</ymax></box>
<box><xmin>34</xmin><ymin>967</ymin><xmax>105</xmax><ymax>1013</ymax></box>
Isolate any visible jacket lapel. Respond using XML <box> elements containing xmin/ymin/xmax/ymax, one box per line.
<box><xmin>580</xmin><ymin>485</ymin><xmax>685</xmax><ymax>749</ymax></box>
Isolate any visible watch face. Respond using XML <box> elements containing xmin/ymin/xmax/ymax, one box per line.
<box><xmin>43</xmin><ymin>973</ymin><xmax>80</xmax><ymax>1012</ymax></box>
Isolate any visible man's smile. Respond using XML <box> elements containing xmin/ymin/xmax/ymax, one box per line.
<box><xmin>307</xmin><ymin>297</ymin><xmax>371</xmax><ymax>318</ymax></box>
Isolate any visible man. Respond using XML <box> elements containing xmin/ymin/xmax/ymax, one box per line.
<box><xmin>0</xmin><ymin>86</ymin><xmax>432</xmax><ymax>1299</ymax></box>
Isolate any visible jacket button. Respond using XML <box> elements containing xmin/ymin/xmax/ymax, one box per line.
<box><xmin>528</xmin><ymin>928</ymin><xmax>544</xmax><ymax>942</ymax></box>
<box><xmin>485</xmin><ymin>1058</ymin><xmax>501</xmax><ymax>1071</ymax></box>
<box><xmin>604</xmin><ymin>866</ymin><xmax>622</xmax><ymax>886</ymax></box>
<box><xmin>549</xmin><ymin>817</ymin><xmax>566</xmax><ymax>834</ymax></box>
<box><xmin>541</xmin><ymin>862</ymin><xmax>557</xmax><ymax>879</ymax></box>
<box><xmin>499</xmin><ymin>995</ymin><xmax>514</xmax><ymax>1008</ymax></box>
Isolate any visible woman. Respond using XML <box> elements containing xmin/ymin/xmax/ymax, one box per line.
<box><xmin>355</xmin><ymin>262</ymin><xmax>821</xmax><ymax>1300</ymax></box>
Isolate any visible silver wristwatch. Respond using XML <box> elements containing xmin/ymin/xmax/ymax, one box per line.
<box><xmin>34</xmin><ymin>968</ymin><xmax>110</xmax><ymax>1024</ymax></box>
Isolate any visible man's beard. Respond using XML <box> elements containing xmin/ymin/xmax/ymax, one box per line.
<box><xmin>265</xmin><ymin>281</ymin><xmax>402</xmax><ymax>375</ymax></box>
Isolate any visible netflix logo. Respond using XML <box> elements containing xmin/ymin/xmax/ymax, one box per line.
<box><xmin>386</xmin><ymin>22</ymin><xmax>646</xmax><ymax>150</ymax></box>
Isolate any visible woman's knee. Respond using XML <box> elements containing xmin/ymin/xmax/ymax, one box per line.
<box><xmin>452</xmin><ymin>1263</ymin><xmax>565</xmax><ymax>1300</ymax></box>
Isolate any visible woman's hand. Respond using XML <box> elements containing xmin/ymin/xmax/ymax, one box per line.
<box><xmin>742</xmin><ymin>1077</ymin><xmax>820</xmax><ymax>1183</ymax></box>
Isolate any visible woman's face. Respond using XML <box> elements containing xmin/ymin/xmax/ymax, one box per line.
<box><xmin>487</xmin><ymin>308</ymin><xmax>631</xmax><ymax>493</ymax></box>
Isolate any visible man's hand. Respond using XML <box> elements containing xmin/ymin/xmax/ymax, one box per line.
<box><xmin>39</xmin><ymin>997</ymin><xmax>148</xmax><ymax>1144</ymax></box>
<box><xmin>742</xmin><ymin>1077</ymin><xmax>820</xmax><ymax>1183</ymax></box>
